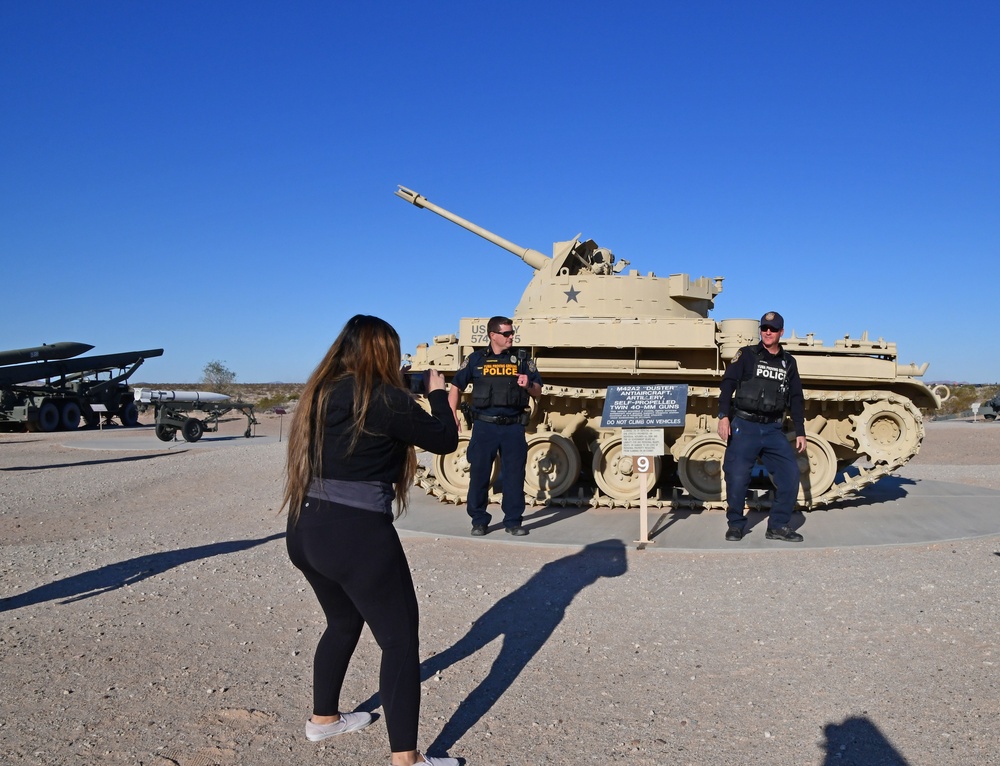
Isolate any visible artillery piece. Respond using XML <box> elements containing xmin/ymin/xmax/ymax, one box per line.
<box><xmin>396</xmin><ymin>186</ymin><xmax>939</xmax><ymax>510</ymax></box>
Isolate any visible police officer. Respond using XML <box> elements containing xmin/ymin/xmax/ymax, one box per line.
<box><xmin>717</xmin><ymin>311</ymin><xmax>806</xmax><ymax>542</ymax></box>
<box><xmin>448</xmin><ymin>316</ymin><xmax>542</xmax><ymax>537</ymax></box>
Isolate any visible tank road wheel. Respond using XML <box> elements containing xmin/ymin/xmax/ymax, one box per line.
<box><xmin>592</xmin><ymin>437</ymin><xmax>660</xmax><ymax>503</ymax></box>
<box><xmin>119</xmin><ymin>401</ymin><xmax>140</xmax><ymax>427</ymax></box>
<box><xmin>849</xmin><ymin>401</ymin><xmax>920</xmax><ymax>465</ymax></box>
<box><xmin>795</xmin><ymin>434</ymin><xmax>838</xmax><ymax>506</ymax></box>
<box><xmin>432</xmin><ymin>434</ymin><xmax>498</xmax><ymax>501</ymax></box>
<box><xmin>181</xmin><ymin>417</ymin><xmax>204</xmax><ymax>443</ymax></box>
<box><xmin>155</xmin><ymin>424</ymin><xmax>176</xmax><ymax>442</ymax></box>
<box><xmin>677</xmin><ymin>434</ymin><xmax>727</xmax><ymax>502</ymax></box>
<box><xmin>60</xmin><ymin>401</ymin><xmax>82</xmax><ymax>431</ymax></box>
<box><xmin>524</xmin><ymin>433</ymin><xmax>581</xmax><ymax>501</ymax></box>
<box><xmin>36</xmin><ymin>401</ymin><xmax>60</xmax><ymax>432</ymax></box>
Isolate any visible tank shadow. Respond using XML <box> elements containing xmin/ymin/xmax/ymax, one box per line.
<box><xmin>1</xmin><ymin>533</ymin><xmax>285</xmax><ymax>612</ymax></box>
<box><xmin>822</xmin><ymin>715</ymin><xmax>911</xmax><ymax>765</ymax></box>
<box><xmin>357</xmin><ymin>540</ymin><xmax>628</xmax><ymax>755</ymax></box>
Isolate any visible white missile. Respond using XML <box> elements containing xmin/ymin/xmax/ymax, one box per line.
<box><xmin>134</xmin><ymin>388</ymin><xmax>231</xmax><ymax>404</ymax></box>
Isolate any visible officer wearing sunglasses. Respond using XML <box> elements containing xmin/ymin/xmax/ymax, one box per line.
<box><xmin>448</xmin><ymin>315</ymin><xmax>542</xmax><ymax>537</ymax></box>
<box><xmin>717</xmin><ymin>311</ymin><xmax>807</xmax><ymax>542</ymax></box>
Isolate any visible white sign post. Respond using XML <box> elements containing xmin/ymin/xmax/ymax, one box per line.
<box><xmin>972</xmin><ymin>402</ymin><xmax>980</xmax><ymax>422</ymax></box>
<box><xmin>622</xmin><ymin>428</ymin><xmax>664</xmax><ymax>547</ymax></box>
<box><xmin>91</xmin><ymin>404</ymin><xmax>108</xmax><ymax>431</ymax></box>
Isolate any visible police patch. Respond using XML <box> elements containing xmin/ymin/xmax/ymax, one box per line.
<box><xmin>457</xmin><ymin>357</ymin><xmax>470</xmax><ymax>370</ymax></box>
<box><xmin>732</xmin><ymin>349</ymin><xmax>742</xmax><ymax>363</ymax></box>
<box><xmin>527</xmin><ymin>359</ymin><xmax>537</xmax><ymax>373</ymax></box>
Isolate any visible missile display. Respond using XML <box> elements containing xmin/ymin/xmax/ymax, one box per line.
<box><xmin>0</xmin><ymin>342</ymin><xmax>95</xmax><ymax>368</ymax></box>
<box><xmin>134</xmin><ymin>388</ymin><xmax>231</xmax><ymax>404</ymax></box>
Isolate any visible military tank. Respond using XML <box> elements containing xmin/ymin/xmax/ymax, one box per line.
<box><xmin>396</xmin><ymin>186</ymin><xmax>940</xmax><ymax>510</ymax></box>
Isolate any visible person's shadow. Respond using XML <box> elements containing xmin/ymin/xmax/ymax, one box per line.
<box><xmin>822</xmin><ymin>716</ymin><xmax>911</xmax><ymax>765</ymax></box>
<box><xmin>1</xmin><ymin>533</ymin><xmax>285</xmax><ymax>612</ymax></box>
<box><xmin>358</xmin><ymin>539</ymin><xmax>628</xmax><ymax>755</ymax></box>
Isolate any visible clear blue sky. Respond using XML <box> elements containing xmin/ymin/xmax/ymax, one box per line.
<box><xmin>3</xmin><ymin>2</ymin><xmax>997</xmax><ymax>384</ymax></box>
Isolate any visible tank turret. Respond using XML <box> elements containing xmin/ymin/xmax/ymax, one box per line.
<box><xmin>397</xmin><ymin>186</ymin><xmax>939</xmax><ymax>512</ymax></box>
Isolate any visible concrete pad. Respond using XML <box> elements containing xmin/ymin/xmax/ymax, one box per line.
<box><xmin>61</xmin><ymin>424</ymin><xmax>280</xmax><ymax>451</ymax></box>
<box><xmin>59</xmin><ymin>426</ymin><xmax>1000</xmax><ymax>550</ymax></box>
<box><xmin>397</xmin><ymin>475</ymin><xmax>1000</xmax><ymax>551</ymax></box>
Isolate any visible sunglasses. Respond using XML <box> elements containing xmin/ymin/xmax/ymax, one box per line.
<box><xmin>760</xmin><ymin>326</ymin><xmax>780</xmax><ymax>333</ymax></box>
<box><xmin>492</xmin><ymin>330</ymin><xmax>515</xmax><ymax>337</ymax></box>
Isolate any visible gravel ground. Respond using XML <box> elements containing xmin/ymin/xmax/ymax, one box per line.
<box><xmin>1</xmin><ymin>416</ymin><xmax>998</xmax><ymax>766</ymax></box>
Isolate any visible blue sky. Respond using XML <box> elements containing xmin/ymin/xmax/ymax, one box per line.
<box><xmin>2</xmin><ymin>2</ymin><xmax>997</xmax><ymax>383</ymax></box>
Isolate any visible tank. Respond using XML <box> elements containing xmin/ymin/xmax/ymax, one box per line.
<box><xmin>395</xmin><ymin>186</ymin><xmax>940</xmax><ymax>510</ymax></box>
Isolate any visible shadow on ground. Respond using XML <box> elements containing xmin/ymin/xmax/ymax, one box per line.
<box><xmin>1</xmin><ymin>533</ymin><xmax>285</xmax><ymax>611</ymax></box>
<box><xmin>357</xmin><ymin>539</ymin><xmax>628</xmax><ymax>755</ymax></box>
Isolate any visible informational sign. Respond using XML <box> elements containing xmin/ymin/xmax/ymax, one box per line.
<box><xmin>91</xmin><ymin>404</ymin><xmax>107</xmax><ymax>431</ymax></box>
<box><xmin>621</xmin><ymin>428</ymin><xmax>664</xmax><ymax>456</ymax></box>
<box><xmin>601</xmin><ymin>384</ymin><xmax>688</xmax><ymax>428</ymax></box>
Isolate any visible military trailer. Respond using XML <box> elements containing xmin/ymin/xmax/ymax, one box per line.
<box><xmin>395</xmin><ymin>186</ymin><xmax>941</xmax><ymax>511</ymax></box>
<box><xmin>0</xmin><ymin>342</ymin><xmax>164</xmax><ymax>431</ymax></box>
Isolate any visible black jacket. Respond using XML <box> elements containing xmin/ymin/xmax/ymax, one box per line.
<box><xmin>319</xmin><ymin>378</ymin><xmax>458</xmax><ymax>483</ymax></box>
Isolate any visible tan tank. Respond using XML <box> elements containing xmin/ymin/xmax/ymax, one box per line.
<box><xmin>396</xmin><ymin>185</ymin><xmax>940</xmax><ymax>511</ymax></box>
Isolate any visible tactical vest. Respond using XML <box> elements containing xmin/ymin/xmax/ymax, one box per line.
<box><xmin>733</xmin><ymin>346</ymin><xmax>791</xmax><ymax>416</ymax></box>
<box><xmin>470</xmin><ymin>351</ymin><xmax>530</xmax><ymax>410</ymax></box>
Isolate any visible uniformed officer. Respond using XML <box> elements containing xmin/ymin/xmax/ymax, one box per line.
<box><xmin>717</xmin><ymin>311</ymin><xmax>807</xmax><ymax>542</ymax></box>
<box><xmin>448</xmin><ymin>315</ymin><xmax>542</xmax><ymax>537</ymax></box>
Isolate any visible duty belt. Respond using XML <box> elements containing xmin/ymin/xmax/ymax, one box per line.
<box><xmin>473</xmin><ymin>412</ymin><xmax>529</xmax><ymax>426</ymax></box>
<box><xmin>732</xmin><ymin>407</ymin><xmax>782</xmax><ymax>425</ymax></box>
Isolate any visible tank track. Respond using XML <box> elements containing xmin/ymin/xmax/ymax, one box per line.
<box><xmin>415</xmin><ymin>384</ymin><xmax>925</xmax><ymax>512</ymax></box>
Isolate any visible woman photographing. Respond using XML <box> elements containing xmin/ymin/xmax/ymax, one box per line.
<box><xmin>283</xmin><ymin>314</ymin><xmax>460</xmax><ymax>766</ymax></box>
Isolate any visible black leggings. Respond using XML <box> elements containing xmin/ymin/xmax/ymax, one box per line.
<box><xmin>286</xmin><ymin>498</ymin><xmax>420</xmax><ymax>752</ymax></box>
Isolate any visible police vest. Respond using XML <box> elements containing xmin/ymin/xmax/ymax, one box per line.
<box><xmin>733</xmin><ymin>346</ymin><xmax>791</xmax><ymax>416</ymax></box>
<box><xmin>470</xmin><ymin>351</ymin><xmax>530</xmax><ymax>411</ymax></box>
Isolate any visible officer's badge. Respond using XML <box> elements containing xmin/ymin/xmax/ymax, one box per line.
<box><xmin>509</xmin><ymin>355</ymin><xmax>517</xmax><ymax>364</ymax></box>
<box><xmin>763</xmin><ymin>312</ymin><xmax>777</xmax><ymax>322</ymax></box>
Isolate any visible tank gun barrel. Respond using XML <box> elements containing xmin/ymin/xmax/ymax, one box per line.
<box><xmin>395</xmin><ymin>186</ymin><xmax>550</xmax><ymax>271</ymax></box>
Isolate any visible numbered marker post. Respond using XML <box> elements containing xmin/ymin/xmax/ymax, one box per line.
<box><xmin>636</xmin><ymin>454</ymin><xmax>653</xmax><ymax>546</ymax></box>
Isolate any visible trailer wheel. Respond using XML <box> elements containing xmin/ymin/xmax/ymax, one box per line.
<box><xmin>182</xmin><ymin>417</ymin><xmax>204</xmax><ymax>442</ymax></box>
<box><xmin>60</xmin><ymin>401</ymin><xmax>82</xmax><ymax>430</ymax></box>
<box><xmin>119</xmin><ymin>401</ymin><xmax>139</xmax><ymax>427</ymax></box>
<box><xmin>37</xmin><ymin>401</ymin><xmax>60</xmax><ymax>432</ymax></box>
<box><xmin>155</xmin><ymin>424</ymin><xmax>177</xmax><ymax>442</ymax></box>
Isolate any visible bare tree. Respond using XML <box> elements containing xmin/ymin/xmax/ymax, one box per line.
<box><xmin>202</xmin><ymin>360</ymin><xmax>237</xmax><ymax>394</ymax></box>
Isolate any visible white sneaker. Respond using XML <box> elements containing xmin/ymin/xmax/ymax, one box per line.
<box><xmin>393</xmin><ymin>756</ymin><xmax>459</xmax><ymax>766</ymax></box>
<box><xmin>305</xmin><ymin>711</ymin><xmax>374</xmax><ymax>741</ymax></box>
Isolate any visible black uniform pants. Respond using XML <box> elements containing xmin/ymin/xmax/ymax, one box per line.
<box><xmin>286</xmin><ymin>498</ymin><xmax>420</xmax><ymax>752</ymax></box>
<box><xmin>466</xmin><ymin>420</ymin><xmax>527</xmax><ymax>528</ymax></box>
<box><xmin>722</xmin><ymin>417</ymin><xmax>800</xmax><ymax>529</ymax></box>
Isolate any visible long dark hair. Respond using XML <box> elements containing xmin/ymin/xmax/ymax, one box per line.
<box><xmin>283</xmin><ymin>315</ymin><xmax>416</xmax><ymax>522</ymax></box>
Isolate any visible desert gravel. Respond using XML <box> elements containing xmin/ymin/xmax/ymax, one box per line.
<box><xmin>1</xmin><ymin>417</ymin><xmax>998</xmax><ymax>766</ymax></box>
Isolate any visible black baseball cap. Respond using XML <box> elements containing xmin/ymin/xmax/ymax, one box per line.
<box><xmin>760</xmin><ymin>311</ymin><xmax>784</xmax><ymax>331</ymax></box>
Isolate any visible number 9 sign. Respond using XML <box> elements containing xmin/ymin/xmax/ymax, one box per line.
<box><xmin>636</xmin><ymin>455</ymin><xmax>652</xmax><ymax>474</ymax></box>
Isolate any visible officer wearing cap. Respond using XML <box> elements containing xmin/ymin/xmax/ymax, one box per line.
<box><xmin>717</xmin><ymin>311</ymin><xmax>807</xmax><ymax>542</ymax></box>
<box><xmin>449</xmin><ymin>316</ymin><xmax>542</xmax><ymax>537</ymax></box>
